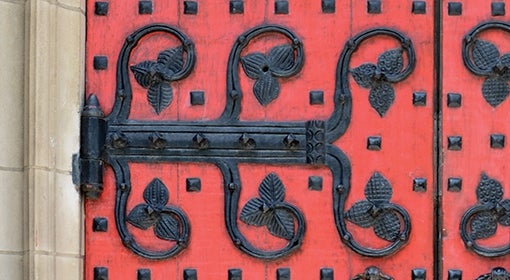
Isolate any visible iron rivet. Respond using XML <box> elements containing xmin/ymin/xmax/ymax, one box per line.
<box><xmin>234</xmin><ymin>239</ymin><xmax>241</xmax><ymax>246</ymax></box>
<box><xmin>120</xmin><ymin>183</ymin><xmax>128</xmax><ymax>191</ymax></box>
<box><xmin>447</xmin><ymin>136</ymin><xmax>462</xmax><ymax>150</ymax></box>
<box><xmin>367</xmin><ymin>136</ymin><xmax>382</xmax><ymax>150</ymax></box>
<box><xmin>320</xmin><ymin>268</ymin><xmax>334</xmax><ymax>280</ymax></box>
<box><xmin>137</xmin><ymin>269</ymin><xmax>151</xmax><ymax>280</ymax></box>
<box><xmin>412</xmin><ymin>268</ymin><xmax>426</xmax><ymax>280</ymax></box>
<box><xmin>138</xmin><ymin>0</ymin><xmax>153</xmax><ymax>14</ymax></box>
<box><xmin>448</xmin><ymin>2</ymin><xmax>462</xmax><ymax>15</ymax></box>
<box><xmin>490</xmin><ymin>134</ymin><xmax>505</xmax><ymax>148</ymax></box>
<box><xmin>237</xmin><ymin>36</ymin><xmax>246</xmax><ymax>44</ymax></box>
<box><xmin>283</xmin><ymin>134</ymin><xmax>300</xmax><ymax>149</ymax></box>
<box><xmin>229</xmin><ymin>0</ymin><xmax>244</xmax><ymax>14</ymax></box>
<box><xmin>93</xmin><ymin>56</ymin><xmax>108</xmax><ymax>70</ymax></box>
<box><xmin>276</xmin><ymin>268</ymin><xmax>290</xmax><ymax>280</ymax></box>
<box><xmin>491</xmin><ymin>2</ymin><xmax>505</xmax><ymax>16</ymax></box>
<box><xmin>310</xmin><ymin>90</ymin><xmax>324</xmax><ymax>105</ymax></box>
<box><xmin>367</xmin><ymin>0</ymin><xmax>381</xmax><ymax>14</ymax></box>
<box><xmin>321</xmin><ymin>0</ymin><xmax>335</xmax><ymax>13</ymax></box>
<box><xmin>274</xmin><ymin>0</ymin><xmax>289</xmax><ymax>14</ymax></box>
<box><xmin>400</xmin><ymin>233</ymin><xmax>407</xmax><ymax>240</ymax></box>
<box><xmin>186</xmin><ymin>178</ymin><xmax>201</xmax><ymax>192</ymax></box>
<box><xmin>184</xmin><ymin>1</ymin><xmax>198</xmax><ymax>14</ymax></box>
<box><xmin>343</xmin><ymin>233</ymin><xmax>351</xmax><ymax>240</ymax></box>
<box><xmin>466</xmin><ymin>241</ymin><xmax>473</xmax><ymax>247</ymax></box>
<box><xmin>92</xmin><ymin>217</ymin><xmax>108</xmax><ymax>232</ymax></box>
<box><xmin>94</xmin><ymin>1</ymin><xmax>109</xmax><ymax>15</ymax></box>
<box><xmin>94</xmin><ymin>267</ymin><xmax>108</xmax><ymax>280</ymax></box>
<box><xmin>228</xmin><ymin>183</ymin><xmax>237</xmax><ymax>191</ymax></box>
<box><xmin>183</xmin><ymin>269</ymin><xmax>197</xmax><ymax>280</ymax></box>
<box><xmin>447</xmin><ymin>177</ymin><xmax>462</xmax><ymax>192</ymax></box>
<box><xmin>308</xmin><ymin>176</ymin><xmax>323</xmax><ymax>191</ymax></box>
<box><xmin>447</xmin><ymin>93</ymin><xmax>462</xmax><ymax>107</ymax></box>
<box><xmin>336</xmin><ymin>185</ymin><xmax>344</xmax><ymax>193</ymax></box>
<box><xmin>447</xmin><ymin>269</ymin><xmax>462</xmax><ymax>280</ymax></box>
<box><xmin>190</xmin><ymin>91</ymin><xmax>205</xmax><ymax>105</ymax></box>
<box><xmin>412</xmin><ymin>1</ymin><xmax>426</xmax><ymax>14</ymax></box>
<box><xmin>413</xmin><ymin>91</ymin><xmax>427</xmax><ymax>106</ymax></box>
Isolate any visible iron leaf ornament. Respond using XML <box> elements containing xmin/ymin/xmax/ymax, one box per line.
<box><xmin>130</xmin><ymin>46</ymin><xmax>184</xmax><ymax>114</ymax></box>
<box><xmin>127</xmin><ymin>178</ymin><xmax>181</xmax><ymax>241</ymax></box>
<box><xmin>472</xmin><ymin>40</ymin><xmax>510</xmax><ymax>107</ymax></box>
<box><xmin>352</xmin><ymin>266</ymin><xmax>394</xmax><ymax>280</ymax></box>
<box><xmin>351</xmin><ymin>49</ymin><xmax>404</xmax><ymax>116</ymax></box>
<box><xmin>467</xmin><ymin>174</ymin><xmax>509</xmax><ymax>240</ymax></box>
<box><xmin>476</xmin><ymin>267</ymin><xmax>510</xmax><ymax>280</ymax></box>
<box><xmin>240</xmin><ymin>173</ymin><xmax>297</xmax><ymax>239</ymax></box>
<box><xmin>241</xmin><ymin>44</ymin><xmax>296</xmax><ymax>105</ymax></box>
<box><xmin>346</xmin><ymin>172</ymin><xmax>406</xmax><ymax>242</ymax></box>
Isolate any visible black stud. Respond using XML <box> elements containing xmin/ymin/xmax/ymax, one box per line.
<box><xmin>413</xmin><ymin>178</ymin><xmax>427</xmax><ymax>192</ymax></box>
<box><xmin>491</xmin><ymin>2</ymin><xmax>505</xmax><ymax>16</ymax></box>
<box><xmin>308</xmin><ymin>176</ymin><xmax>323</xmax><ymax>191</ymax></box>
<box><xmin>310</xmin><ymin>90</ymin><xmax>324</xmax><ymax>105</ymax></box>
<box><xmin>447</xmin><ymin>269</ymin><xmax>462</xmax><ymax>280</ymax></box>
<box><xmin>448</xmin><ymin>2</ymin><xmax>462</xmax><ymax>15</ymax></box>
<box><xmin>413</xmin><ymin>91</ymin><xmax>427</xmax><ymax>106</ymax></box>
<box><xmin>447</xmin><ymin>93</ymin><xmax>462</xmax><ymax>107</ymax></box>
<box><xmin>412</xmin><ymin>269</ymin><xmax>426</xmax><ymax>280</ymax></box>
<box><xmin>149</xmin><ymin>132</ymin><xmax>166</xmax><ymax>149</ymax></box>
<box><xmin>283</xmin><ymin>134</ymin><xmax>299</xmax><ymax>149</ymax></box>
<box><xmin>184</xmin><ymin>269</ymin><xmax>197</xmax><ymax>280</ymax></box>
<box><xmin>186</xmin><ymin>178</ymin><xmax>201</xmax><ymax>192</ymax></box>
<box><xmin>228</xmin><ymin>269</ymin><xmax>242</xmax><ymax>280</ymax></box>
<box><xmin>320</xmin><ymin>268</ymin><xmax>334</xmax><ymax>280</ymax></box>
<box><xmin>277</xmin><ymin>268</ymin><xmax>290</xmax><ymax>280</ymax></box>
<box><xmin>239</xmin><ymin>133</ymin><xmax>256</xmax><ymax>149</ymax></box>
<box><xmin>190</xmin><ymin>91</ymin><xmax>205</xmax><ymax>105</ymax></box>
<box><xmin>230</xmin><ymin>0</ymin><xmax>244</xmax><ymax>14</ymax></box>
<box><xmin>93</xmin><ymin>56</ymin><xmax>108</xmax><ymax>70</ymax></box>
<box><xmin>490</xmin><ymin>134</ymin><xmax>505</xmax><ymax>148</ymax></box>
<box><xmin>322</xmin><ymin>0</ymin><xmax>335</xmax><ymax>13</ymax></box>
<box><xmin>94</xmin><ymin>267</ymin><xmax>108</xmax><ymax>280</ymax></box>
<box><xmin>137</xmin><ymin>269</ymin><xmax>151</xmax><ymax>280</ymax></box>
<box><xmin>138</xmin><ymin>1</ymin><xmax>153</xmax><ymax>14</ymax></box>
<box><xmin>92</xmin><ymin>217</ymin><xmax>108</xmax><ymax>232</ymax></box>
<box><xmin>367</xmin><ymin>0</ymin><xmax>381</xmax><ymax>14</ymax></box>
<box><xmin>447</xmin><ymin>136</ymin><xmax>462</xmax><ymax>150</ymax></box>
<box><xmin>274</xmin><ymin>0</ymin><xmax>289</xmax><ymax>14</ymax></box>
<box><xmin>367</xmin><ymin>136</ymin><xmax>382</xmax><ymax>150</ymax></box>
<box><xmin>94</xmin><ymin>2</ymin><xmax>109</xmax><ymax>15</ymax></box>
<box><xmin>193</xmin><ymin>133</ymin><xmax>209</xmax><ymax>149</ymax></box>
<box><xmin>412</xmin><ymin>1</ymin><xmax>426</xmax><ymax>14</ymax></box>
<box><xmin>184</xmin><ymin>1</ymin><xmax>198</xmax><ymax>14</ymax></box>
<box><xmin>448</xmin><ymin>177</ymin><xmax>462</xmax><ymax>192</ymax></box>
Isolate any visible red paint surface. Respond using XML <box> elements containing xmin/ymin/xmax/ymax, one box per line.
<box><xmin>84</xmin><ymin>1</ymin><xmax>508</xmax><ymax>279</ymax></box>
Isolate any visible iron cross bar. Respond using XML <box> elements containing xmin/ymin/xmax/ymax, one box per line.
<box><xmin>78</xmin><ymin>24</ymin><xmax>414</xmax><ymax>260</ymax></box>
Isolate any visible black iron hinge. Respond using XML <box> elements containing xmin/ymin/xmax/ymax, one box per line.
<box><xmin>72</xmin><ymin>95</ymin><xmax>106</xmax><ymax>199</ymax></box>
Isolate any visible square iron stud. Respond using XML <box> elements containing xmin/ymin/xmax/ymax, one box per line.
<box><xmin>94</xmin><ymin>2</ymin><xmax>109</xmax><ymax>15</ymax></box>
<box><xmin>138</xmin><ymin>1</ymin><xmax>153</xmax><ymax>14</ymax></box>
<box><xmin>412</xmin><ymin>268</ymin><xmax>426</xmax><ymax>280</ymax></box>
<box><xmin>184</xmin><ymin>269</ymin><xmax>197</xmax><ymax>280</ymax></box>
<box><xmin>92</xmin><ymin>217</ymin><xmax>108</xmax><ymax>232</ymax></box>
<box><xmin>412</xmin><ymin>1</ymin><xmax>426</xmax><ymax>14</ymax></box>
<box><xmin>186</xmin><ymin>178</ymin><xmax>201</xmax><ymax>192</ymax></box>
<box><xmin>228</xmin><ymin>269</ymin><xmax>242</xmax><ymax>280</ymax></box>
<box><xmin>448</xmin><ymin>270</ymin><xmax>462</xmax><ymax>280</ymax></box>
<box><xmin>230</xmin><ymin>0</ymin><xmax>244</xmax><ymax>14</ymax></box>
<box><xmin>277</xmin><ymin>268</ymin><xmax>290</xmax><ymax>280</ymax></box>
<box><xmin>274</xmin><ymin>0</ymin><xmax>289</xmax><ymax>14</ymax></box>
<box><xmin>367</xmin><ymin>136</ymin><xmax>382</xmax><ymax>151</ymax></box>
<box><xmin>310</xmin><ymin>90</ymin><xmax>324</xmax><ymax>105</ymax></box>
<box><xmin>320</xmin><ymin>268</ymin><xmax>334</xmax><ymax>280</ymax></box>
<box><xmin>413</xmin><ymin>178</ymin><xmax>427</xmax><ymax>192</ymax></box>
<box><xmin>491</xmin><ymin>2</ymin><xmax>505</xmax><ymax>16</ymax></box>
<box><xmin>322</xmin><ymin>0</ymin><xmax>335</xmax><ymax>13</ymax></box>
<box><xmin>448</xmin><ymin>2</ymin><xmax>462</xmax><ymax>15</ymax></box>
<box><xmin>94</xmin><ymin>267</ymin><xmax>108</xmax><ymax>280</ymax></box>
<box><xmin>447</xmin><ymin>136</ymin><xmax>462</xmax><ymax>150</ymax></box>
<box><xmin>137</xmin><ymin>269</ymin><xmax>151</xmax><ymax>280</ymax></box>
<box><xmin>184</xmin><ymin>1</ymin><xmax>198</xmax><ymax>14</ymax></box>
<box><xmin>367</xmin><ymin>0</ymin><xmax>381</xmax><ymax>14</ymax></box>
<box><xmin>93</xmin><ymin>56</ymin><xmax>108</xmax><ymax>70</ymax></box>
<box><xmin>190</xmin><ymin>91</ymin><xmax>205</xmax><ymax>105</ymax></box>
<box><xmin>490</xmin><ymin>134</ymin><xmax>505</xmax><ymax>148</ymax></box>
<box><xmin>308</xmin><ymin>176</ymin><xmax>323</xmax><ymax>191</ymax></box>
<box><xmin>448</xmin><ymin>177</ymin><xmax>462</xmax><ymax>192</ymax></box>
<box><xmin>447</xmin><ymin>93</ymin><xmax>462</xmax><ymax>107</ymax></box>
<box><xmin>413</xmin><ymin>91</ymin><xmax>427</xmax><ymax>106</ymax></box>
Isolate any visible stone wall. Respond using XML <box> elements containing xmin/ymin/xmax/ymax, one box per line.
<box><xmin>0</xmin><ymin>0</ymin><xmax>84</xmax><ymax>279</ymax></box>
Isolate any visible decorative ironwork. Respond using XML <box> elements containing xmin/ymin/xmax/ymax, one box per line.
<box><xmin>352</xmin><ymin>266</ymin><xmax>393</xmax><ymax>280</ymax></box>
<box><xmin>346</xmin><ymin>172</ymin><xmax>411</xmax><ymax>242</ymax></box>
<box><xmin>130</xmin><ymin>45</ymin><xmax>195</xmax><ymax>114</ymax></box>
<box><xmin>476</xmin><ymin>267</ymin><xmax>509</xmax><ymax>280</ymax></box>
<box><xmin>350</xmin><ymin>34</ymin><xmax>415</xmax><ymax>116</ymax></box>
<box><xmin>462</xmin><ymin>21</ymin><xmax>510</xmax><ymax>107</ymax></box>
<box><xmin>460</xmin><ymin>173</ymin><xmax>510</xmax><ymax>257</ymax></box>
<box><xmin>77</xmin><ymin>24</ymin><xmax>415</xmax><ymax>259</ymax></box>
<box><xmin>127</xmin><ymin>178</ymin><xmax>190</xmax><ymax>243</ymax></box>
<box><xmin>240</xmin><ymin>44</ymin><xmax>302</xmax><ymax>105</ymax></box>
<box><xmin>240</xmin><ymin>173</ymin><xmax>305</xmax><ymax>240</ymax></box>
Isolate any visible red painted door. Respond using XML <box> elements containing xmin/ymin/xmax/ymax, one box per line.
<box><xmin>80</xmin><ymin>1</ymin><xmax>509</xmax><ymax>279</ymax></box>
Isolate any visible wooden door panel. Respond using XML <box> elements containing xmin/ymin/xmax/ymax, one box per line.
<box><xmin>441</xmin><ymin>1</ymin><xmax>510</xmax><ymax>279</ymax></box>
<box><xmin>84</xmin><ymin>1</ymin><xmax>436</xmax><ymax>279</ymax></box>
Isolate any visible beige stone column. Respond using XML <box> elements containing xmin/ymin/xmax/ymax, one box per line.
<box><xmin>0</xmin><ymin>1</ymin><xmax>26</xmax><ymax>278</ymax></box>
<box><xmin>22</xmin><ymin>0</ymin><xmax>85</xmax><ymax>279</ymax></box>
